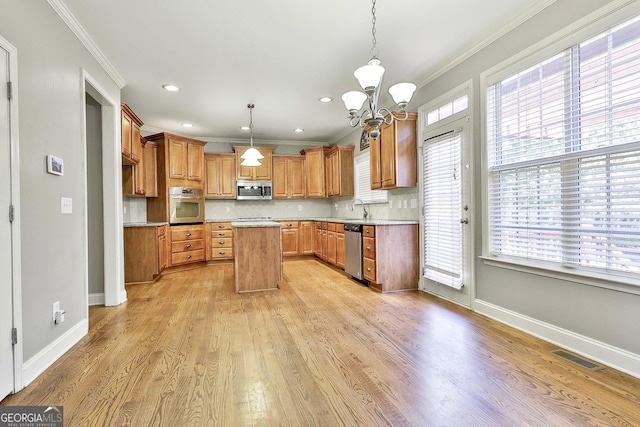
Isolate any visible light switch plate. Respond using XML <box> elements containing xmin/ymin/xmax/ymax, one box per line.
<box><xmin>61</xmin><ymin>197</ymin><xmax>72</xmax><ymax>214</ymax></box>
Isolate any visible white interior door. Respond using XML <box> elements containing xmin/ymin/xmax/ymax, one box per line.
<box><xmin>421</xmin><ymin>117</ymin><xmax>473</xmax><ymax>308</ymax></box>
<box><xmin>0</xmin><ymin>43</ymin><xmax>14</xmax><ymax>400</ymax></box>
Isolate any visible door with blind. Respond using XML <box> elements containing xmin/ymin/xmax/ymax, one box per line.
<box><xmin>421</xmin><ymin>117</ymin><xmax>472</xmax><ymax>307</ymax></box>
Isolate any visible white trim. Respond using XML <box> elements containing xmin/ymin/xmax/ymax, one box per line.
<box><xmin>415</xmin><ymin>0</ymin><xmax>559</xmax><ymax>89</ymax></box>
<box><xmin>47</xmin><ymin>0</ymin><xmax>126</xmax><ymax>89</ymax></box>
<box><xmin>22</xmin><ymin>319</ymin><xmax>88</xmax><ymax>387</ymax></box>
<box><xmin>0</xmin><ymin>34</ymin><xmax>24</xmax><ymax>394</ymax></box>
<box><xmin>475</xmin><ymin>299</ymin><xmax>640</xmax><ymax>379</ymax></box>
<box><xmin>88</xmin><ymin>293</ymin><xmax>105</xmax><ymax>306</ymax></box>
<box><xmin>81</xmin><ymin>69</ymin><xmax>126</xmax><ymax>307</ymax></box>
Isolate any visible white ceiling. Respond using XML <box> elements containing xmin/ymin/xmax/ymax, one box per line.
<box><xmin>62</xmin><ymin>0</ymin><xmax>549</xmax><ymax>145</ymax></box>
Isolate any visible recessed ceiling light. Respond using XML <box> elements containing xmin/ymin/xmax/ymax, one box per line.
<box><xmin>319</xmin><ymin>97</ymin><xmax>333</xmax><ymax>103</ymax></box>
<box><xmin>162</xmin><ymin>84</ymin><xmax>179</xmax><ymax>92</ymax></box>
<box><xmin>240</xmin><ymin>126</ymin><xmax>250</xmax><ymax>131</ymax></box>
<box><xmin>294</xmin><ymin>128</ymin><xmax>304</xmax><ymax>133</ymax></box>
<box><xmin>182</xmin><ymin>123</ymin><xmax>193</xmax><ymax>128</ymax></box>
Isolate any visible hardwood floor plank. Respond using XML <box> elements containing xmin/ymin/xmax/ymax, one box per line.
<box><xmin>3</xmin><ymin>259</ymin><xmax>640</xmax><ymax>426</ymax></box>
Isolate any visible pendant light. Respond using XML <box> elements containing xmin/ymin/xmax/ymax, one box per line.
<box><xmin>240</xmin><ymin>103</ymin><xmax>263</xmax><ymax>166</ymax></box>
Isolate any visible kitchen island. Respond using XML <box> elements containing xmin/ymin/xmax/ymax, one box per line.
<box><xmin>232</xmin><ymin>220</ymin><xmax>283</xmax><ymax>293</ymax></box>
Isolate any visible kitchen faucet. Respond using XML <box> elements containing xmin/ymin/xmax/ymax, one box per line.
<box><xmin>350</xmin><ymin>198</ymin><xmax>369</xmax><ymax>220</ymax></box>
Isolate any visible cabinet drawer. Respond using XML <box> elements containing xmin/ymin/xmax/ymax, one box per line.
<box><xmin>210</xmin><ymin>247</ymin><xmax>234</xmax><ymax>259</ymax></box>
<box><xmin>363</xmin><ymin>257</ymin><xmax>376</xmax><ymax>282</ymax></box>
<box><xmin>363</xmin><ymin>237</ymin><xmax>376</xmax><ymax>258</ymax></box>
<box><xmin>211</xmin><ymin>222</ymin><xmax>232</xmax><ymax>231</ymax></box>
<box><xmin>211</xmin><ymin>237</ymin><xmax>233</xmax><ymax>247</ymax></box>
<box><xmin>279</xmin><ymin>221</ymin><xmax>299</xmax><ymax>229</ymax></box>
<box><xmin>363</xmin><ymin>225</ymin><xmax>375</xmax><ymax>237</ymax></box>
<box><xmin>336</xmin><ymin>223</ymin><xmax>344</xmax><ymax>233</ymax></box>
<box><xmin>172</xmin><ymin>229</ymin><xmax>204</xmax><ymax>241</ymax></box>
<box><xmin>172</xmin><ymin>239</ymin><xmax>204</xmax><ymax>253</ymax></box>
<box><xmin>211</xmin><ymin>229</ymin><xmax>233</xmax><ymax>238</ymax></box>
<box><xmin>171</xmin><ymin>249</ymin><xmax>205</xmax><ymax>265</ymax></box>
<box><xmin>327</xmin><ymin>222</ymin><xmax>337</xmax><ymax>232</ymax></box>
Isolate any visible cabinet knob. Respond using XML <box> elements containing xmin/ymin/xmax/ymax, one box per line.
<box><xmin>218</xmin><ymin>233</ymin><xmax>225</xmax><ymax>236</ymax></box>
<box><xmin>367</xmin><ymin>267</ymin><xmax>371</xmax><ymax>271</ymax></box>
<box><xmin>186</xmin><ymin>244</ymin><xmax>192</xmax><ymax>248</ymax></box>
<box><xmin>219</xmin><ymin>251</ymin><xmax>226</xmax><ymax>255</ymax></box>
<box><xmin>218</xmin><ymin>225</ymin><xmax>225</xmax><ymax>228</ymax></box>
<box><xmin>186</xmin><ymin>233</ymin><xmax>192</xmax><ymax>237</ymax></box>
<box><xmin>366</xmin><ymin>246</ymin><xmax>371</xmax><ymax>250</ymax></box>
<box><xmin>186</xmin><ymin>255</ymin><xmax>192</xmax><ymax>259</ymax></box>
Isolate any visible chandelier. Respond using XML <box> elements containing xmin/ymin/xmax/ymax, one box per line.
<box><xmin>240</xmin><ymin>103</ymin><xmax>263</xmax><ymax>166</ymax></box>
<box><xmin>341</xmin><ymin>0</ymin><xmax>416</xmax><ymax>139</ymax></box>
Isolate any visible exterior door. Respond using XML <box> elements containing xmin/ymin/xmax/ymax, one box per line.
<box><xmin>0</xmin><ymin>43</ymin><xmax>14</xmax><ymax>400</ymax></box>
<box><xmin>421</xmin><ymin>117</ymin><xmax>473</xmax><ymax>307</ymax></box>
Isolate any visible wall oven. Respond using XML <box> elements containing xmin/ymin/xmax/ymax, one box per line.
<box><xmin>236</xmin><ymin>180</ymin><xmax>272</xmax><ymax>200</ymax></box>
<box><xmin>169</xmin><ymin>187</ymin><xmax>205</xmax><ymax>224</ymax></box>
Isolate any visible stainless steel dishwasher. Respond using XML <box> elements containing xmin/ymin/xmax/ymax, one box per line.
<box><xmin>344</xmin><ymin>223</ymin><xmax>363</xmax><ymax>280</ymax></box>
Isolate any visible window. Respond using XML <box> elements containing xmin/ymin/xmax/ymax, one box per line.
<box><xmin>354</xmin><ymin>152</ymin><xmax>388</xmax><ymax>203</ymax></box>
<box><xmin>486</xmin><ymin>15</ymin><xmax>640</xmax><ymax>279</ymax></box>
<box><xmin>427</xmin><ymin>95</ymin><xmax>468</xmax><ymax>126</ymax></box>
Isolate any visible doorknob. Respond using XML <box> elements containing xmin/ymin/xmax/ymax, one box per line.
<box><xmin>460</xmin><ymin>218</ymin><xmax>469</xmax><ymax>224</ymax></box>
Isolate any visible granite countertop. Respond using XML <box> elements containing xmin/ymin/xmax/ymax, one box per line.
<box><xmin>123</xmin><ymin>222</ymin><xmax>168</xmax><ymax>228</ymax></box>
<box><xmin>231</xmin><ymin>220</ymin><xmax>283</xmax><ymax>228</ymax></box>
<box><xmin>208</xmin><ymin>218</ymin><xmax>418</xmax><ymax>225</ymax></box>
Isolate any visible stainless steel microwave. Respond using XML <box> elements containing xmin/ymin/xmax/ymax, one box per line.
<box><xmin>236</xmin><ymin>180</ymin><xmax>272</xmax><ymax>200</ymax></box>
<box><xmin>169</xmin><ymin>187</ymin><xmax>205</xmax><ymax>224</ymax></box>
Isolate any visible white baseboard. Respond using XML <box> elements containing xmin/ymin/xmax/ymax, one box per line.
<box><xmin>119</xmin><ymin>289</ymin><xmax>127</xmax><ymax>304</ymax></box>
<box><xmin>22</xmin><ymin>319</ymin><xmax>88</xmax><ymax>387</ymax></box>
<box><xmin>88</xmin><ymin>293</ymin><xmax>104</xmax><ymax>306</ymax></box>
<box><xmin>474</xmin><ymin>299</ymin><xmax>640</xmax><ymax>379</ymax></box>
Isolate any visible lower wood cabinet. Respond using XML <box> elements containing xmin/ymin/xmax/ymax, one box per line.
<box><xmin>207</xmin><ymin>222</ymin><xmax>234</xmax><ymax>260</ymax></box>
<box><xmin>363</xmin><ymin>224</ymin><xmax>419</xmax><ymax>292</ymax></box>
<box><xmin>170</xmin><ymin>224</ymin><xmax>205</xmax><ymax>266</ymax></box>
<box><xmin>124</xmin><ymin>224</ymin><xmax>168</xmax><ymax>284</ymax></box>
<box><xmin>336</xmin><ymin>223</ymin><xmax>345</xmax><ymax>268</ymax></box>
<box><xmin>300</xmin><ymin>221</ymin><xmax>314</xmax><ymax>255</ymax></box>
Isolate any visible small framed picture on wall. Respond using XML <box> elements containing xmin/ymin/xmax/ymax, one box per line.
<box><xmin>47</xmin><ymin>155</ymin><xmax>64</xmax><ymax>176</ymax></box>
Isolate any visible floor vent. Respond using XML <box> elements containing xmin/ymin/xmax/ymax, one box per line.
<box><xmin>551</xmin><ymin>349</ymin><xmax>604</xmax><ymax>371</ymax></box>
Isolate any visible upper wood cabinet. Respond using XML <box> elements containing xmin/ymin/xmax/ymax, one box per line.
<box><xmin>205</xmin><ymin>153</ymin><xmax>236</xmax><ymax>199</ymax></box>
<box><xmin>273</xmin><ymin>155</ymin><xmax>305</xmax><ymax>199</ymax></box>
<box><xmin>325</xmin><ymin>145</ymin><xmax>354</xmax><ymax>197</ymax></box>
<box><xmin>121</xmin><ymin>103</ymin><xmax>142</xmax><ymax>165</ymax></box>
<box><xmin>300</xmin><ymin>146</ymin><xmax>328</xmax><ymax>198</ymax></box>
<box><xmin>146</xmin><ymin>132</ymin><xmax>206</xmax><ymax>190</ymax></box>
<box><xmin>369</xmin><ymin>113</ymin><xmax>417</xmax><ymax>190</ymax></box>
<box><xmin>143</xmin><ymin>140</ymin><xmax>158</xmax><ymax>197</ymax></box>
<box><xmin>234</xmin><ymin>146</ymin><xmax>274</xmax><ymax>181</ymax></box>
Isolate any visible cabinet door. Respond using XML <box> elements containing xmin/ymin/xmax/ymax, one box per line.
<box><xmin>121</xmin><ymin>110</ymin><xmax>132</xmax><ymax>157</ymax></box>
<box><xmin>134</xmin><ymin>139</ymin><xmax>145</xmax><ymax>195</ymax></box>
<box><xmin>314</xmin><ymin>226</ymin><xmax>322</xmax><ymax>256</ymax></box>
<box><xmin>188</xmin><ymin>143</ymin><xmax>204</xmax><ymax>182</ymax></box>
<box><xmin>305</xmin><ymin>149</ymin><xmax>325</xmax><ymax>197</ymax></box>
<box><xmin>143</xmin><ymin>142</ymin><xmax>158</xmax><ymax>197</ymax></box>
<box><xmin>300</xmin><ymin>221</ymin><xmax>314</xmax><ymax>255</ymax></box>
<box><xmin>325</xmin><ymin>152</ymin><xmax>334</xmax><ymax>196</ymax></box>
<box><xmin>289</xmin><ymin>157</ymin><xmax>305</xmax><ymax>198</ymax></box>
<box><xmin>281</xmin><ymin>228</ymin><xmax>299</xmax><ymax>256</ymax></box>
<box><xmin>380</xmin><ymin>123</ymin><xmax>396</xmax><ymax>188</ymax></box>
<box><xmin>205</xmin><ymin>156</ymin><xmax>221</xmax><ymax>197</ymax></box>
<box><xmin>336</xmin><ymin>232</ymin><xmax>345</xmax><ymax>268</ymax></box>
<box><xmin>169</xmin><ymin>139</ymin><xmax>187</xmax><ymax>179</ymax></box>
<box><xmin>219</xmin><ymin>155</ymin><xmax>236</xmax><ymax>198</ymax></box>
<box><xmin>130</xmin><ymin>121</ymin><xmax>141</xmax><ymax>162</ymax></box>
<box><xmin>327</xmin><ymin>230</ymin><xmax>337</xmax><ymax>265</ymax></box>
<box><xmin>370</xmin><ymin>133</ymin><xmax>383</xmax><ymax>189</ymax></box>
<box><xmin>272</xmin><ymin>157</ymin><xmax>289</xmax><ymax>198</ymax></box>
<box><xmin>254</xmin><ymin>149</ymin><xmax>272</xmax><ymax>181</ymax></box>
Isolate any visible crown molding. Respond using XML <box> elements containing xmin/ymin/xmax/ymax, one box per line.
<box><xmin>47</xmin><ymin>0</ymin><xmax>126</xmax><ymax>89</ymax></box>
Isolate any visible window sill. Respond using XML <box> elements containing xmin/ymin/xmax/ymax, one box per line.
<box><xmin>479</xmin><ymin>255</ymin><xmax>640</xmax><ymax>296</ymax></box>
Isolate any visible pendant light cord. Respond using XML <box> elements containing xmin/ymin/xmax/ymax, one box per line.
<box><xmin>248</xmin><ymin>103</ymin><xmax>255</xmax><ymax>147</ymax></box>
<box><xmin>370</xmin><ymin>0</ymin><xmax>378</xmax><ymax>59</ymax></box>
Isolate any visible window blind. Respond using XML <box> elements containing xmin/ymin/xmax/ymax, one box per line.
<box><xmin>487</xmin><ymin>15</ymin><xmax>640</xmax><ymax>278</ymax></box>
<box><xmin>354</xmin><ymin>152</ymin><xmax>388</xmax><ymax>203</ymax></box>
<box><xmin>423</xmin><ymin>131</ymin><xmax>463</xmax><ymax>289</ymax></box>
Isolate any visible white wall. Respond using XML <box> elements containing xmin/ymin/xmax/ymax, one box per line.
<box><xmin>0</xmin><ymin>1</ymin><xmax>120</xmax><ymax>364</ymax></box>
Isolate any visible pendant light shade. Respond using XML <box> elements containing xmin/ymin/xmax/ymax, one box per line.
<box><xmin>388</xmin><ymin>82</ymin><xmax>417</xmax><ymax>107</ymax></box>
<box><xmin>341</xmin><ymin>91</ymin><xmax>368</xmax><ymax>113</ymax></box>
<box><xmin>240</xmin><ymin>155</ymin><xmax>262</xmax><ymax>167</ymax></box>
<box><xmin>240</xmin><ymin>103</ymin><xmax>262</xmax><ymax>166</ymax></box>
<box><xmin>354</xmin><ymin>59</ymin><xmax>385</xmax><ymax>91</ymax></box>
<box><xmin>240</xmin><ymin>147</ymin><xmax>264</xmax><ymax>160</ymax></box>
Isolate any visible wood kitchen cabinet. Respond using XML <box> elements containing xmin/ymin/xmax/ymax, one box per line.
<box><xmin>326</xmin><ymin>222</ymin><xmax>337</xmax><ymax>265</ymax></box>
<box><xmin>205</xmin><ymin>153</ymin><xmax>236</xmax><ymax>199</ymax></box>
<box><xmin>300</xmin><ymin>221</ymin><xmax>314</xmax><ymax>255</ymax></box>
<box><xmin>121</xmin><ymin>103</ymin><xmax>142</xmax><ymax>165</ymax></box>
<box><xmin>280</xmin><ymin>221</ymin><xmax>300</xmax><ymax>256</ymax></box>
<box><xmin>362</xmin><ymin>224</ymin><xmax>419</xmax><ymax>292</ymax></box>
<box><xmin>369</xmin><ymin>112</ymin><xmax>418</xmax><ymax>189</ymax></box>
<box><xmin>124</xmin><ymin>225</ymin><xmax>167</xmax><ymax>284</ymax></box>
<box><xmin>325</xmin><ymin>145</ymin><xmax>354</xmax><ymax>197</ymax></box>
<box><xmin>207</xmin><ymin>222</ymin><xmax>234</xmax><ymax>260</ymax></box>
<box><xmin>273</xmin><ymin>155</ymin><xmax>305</xmax><ymax>199</ymax></box>
<box><xmin>234</xmin><ymin>146</ymin><xmax>274</xmax><ymax>181</ymax></box>
<box><xmin>143</xmin><ymin>140</ymin><xmax>158</xmax><ymax>197</ymax></box>
<box><xmin>313</xmin><ymin>222</ymin><xmax>322</xmax><ymax>257</ymax></box>
<box><xmin>336</xmin><ymin>223</ymin><xmax>345</xmax><ymax>268</ymax></box>
<box><xmin>300</xmin><ymin>146</ymin><xmax>328</xmax><ymax>198</ymax></box>
<box><xmin>170</xmin><ymin>224</ymin><xmax>205</xmax><ymax>266</ymax></box>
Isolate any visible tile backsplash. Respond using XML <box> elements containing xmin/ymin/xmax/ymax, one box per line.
<box><xmin>123</xmin><ymin>197</ymin><xmax>147</xmax><ymax>223</ymax></box>
<box><xmin>206</xmin><ymin>198</ymin><xmax>332</xmax><ymax>220</ymax></box>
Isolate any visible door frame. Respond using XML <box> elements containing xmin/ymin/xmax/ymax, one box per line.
<box><xmin>81</xmin><ymin>70</ymin><xmax>125</xmax><ymax>309</ymax></box>
<box><xmin>417</xmin><ymin>80</ymin><xmax>476</xmax><ymax>309</ymax></box>
<box><xmin>1</xmin><ymin>34</ymin><xmax>23</xmax><ymax>394</ymax></box>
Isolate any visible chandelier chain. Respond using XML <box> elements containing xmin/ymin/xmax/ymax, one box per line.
<box><xmin>247</xmin><ymin>103</ymin><xmax>255</xmax><ymax>146</ymax></box>
<box><xmin>370</xmin><ymin>0</ymin><xmax>378</xmax><ymax>59</ymax></box>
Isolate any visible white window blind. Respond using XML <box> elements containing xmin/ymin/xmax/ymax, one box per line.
<box><xmin>423</xmin><ymin>130</ymin><xmax>463</xmax><ymax>289</ymax></box>
<box><xmin>487</xmin><ymin>15</ymin><xmax>640</xmax><ymax>278</ymax></box>
<box><xmin>355</xmin><ymin>152</ymin><xmax>388</xmax><ymax>203</ymax></box>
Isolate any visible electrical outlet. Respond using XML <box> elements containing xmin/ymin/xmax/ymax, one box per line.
<box><xmin>61</xmin><ymin>197</ymin><xmax>72</xmax><ymax>214</ymax></box>
<box><xmin>123</xmin><ymin>206</ymin><xmax>127</xmax><ymax>215</ymax></box>
<box><xmin>298</xmin><ymin>204</ymin><xmax>303</xmax><ymax>211</ymax></box>
<box><xmin>225</xmin><ymin>206</ymin><xmax>230</xmax><ymax>212</ymax></box>
<box><xmin>411</xmin><ymin>198</ymin><xmax>417</xmax><ymax>209</ymax></box>
<box><xmin>52</xmin><ymin>301</ymin><xmax>60</xmax><ymax>323</ymax></box>
<box><xmin>403</xmin><ymin>199</ymin><xmax>408</xmax><ymax>209</ymax></box>
<box><xmin>389</xmin><ymin>200</ymin><xmax>393</xmax><ymax>209</ymax></box>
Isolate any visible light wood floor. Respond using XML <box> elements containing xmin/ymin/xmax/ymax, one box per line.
<box><xmin>3</xmin><ymin>259</ymin><xmax>640</xmax><ymax>426</ymax></box>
